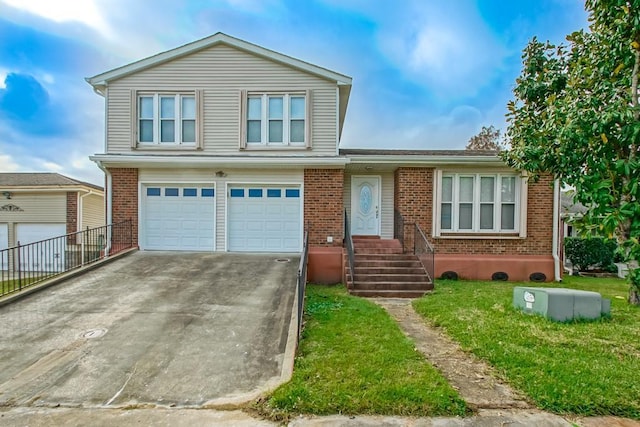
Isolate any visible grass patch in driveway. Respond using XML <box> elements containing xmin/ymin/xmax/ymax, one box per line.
<box><xmin>412</xmin><ymin>275</ymin><xmax>640</xmax><ymax>419</ymax></box>
<box><xmin>259</xmin><ymin>284</ymin><xmax>467</xmax><ymax>420</ymax></box>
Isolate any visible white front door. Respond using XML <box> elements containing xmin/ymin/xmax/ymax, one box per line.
<box><xmin>351</xmin><ymin>176</ymin><xmax>381</xmax><ymax>236</ymax></box>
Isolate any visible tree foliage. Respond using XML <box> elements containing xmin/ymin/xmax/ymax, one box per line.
<box><xmin>502</xmin><ymin>0</ymin><xmax>640</xmax><ymax>303</ymax></box>
<box><xmin>466</xmin><ymin>125</ymin><xmax>503</xmax><ymax>150</ymax></box>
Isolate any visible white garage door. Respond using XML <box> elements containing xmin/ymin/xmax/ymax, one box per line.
<box><xmin>16</xmin><ymin>223</ymin><xmax>67</xmax><ymax>272</ymax></box>
<box><xmin>142</xmin><ymin>185</ymin><xmax>215</xmax><ymax>251</ymax></box>
<box><xmin>227</xmin><ymin>186</ymin><xmax>301</xmax><ymax>252</ymax></box>
<box><xmin>0</xmin><ymin>224</ymin><xmax>8</xmax><ymax>270</ymax></box>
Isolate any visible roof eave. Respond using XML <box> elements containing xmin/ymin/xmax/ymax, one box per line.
<box><xmin>86</xmin><ymin>32</ymin><xmax>353</xmax><ymax>88</ymax></box>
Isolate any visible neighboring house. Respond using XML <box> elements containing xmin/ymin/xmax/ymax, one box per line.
<box><xmin>86</xmin><ymin>33</ymin><xmax>561</xmax><ymax>286</ymax></box>
<box><xmin>0</xmin><ymin>173</ymin><xmax>105</xmax><ymax>250</ymax></box>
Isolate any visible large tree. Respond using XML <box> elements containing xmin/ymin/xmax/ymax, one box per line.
<box><xmin>466</xmin><ymin>125</ymin><xmax>503</xmax><ymax>150</ymax></box>
<box><xmin>502</xmin><ymin>0</ymin><xmax>640</xmax><ymax>304</ymax></box>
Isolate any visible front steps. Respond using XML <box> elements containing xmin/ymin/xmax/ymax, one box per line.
<box><xmin>346</xmin><ymin>236</ymin><xmax>433</xmax><ymax>298</ymax></box>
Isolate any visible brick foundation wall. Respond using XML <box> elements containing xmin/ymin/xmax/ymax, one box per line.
<box><xmin>66</xmin><ymin>192</ymin><xmax>77</xmax><ymax>235</ymax></box>
<box><xmin>394</xmin><ymin>168</ymin><xmax>554</xmax><ymax>256</ymax></box>
<box><xmin>109</xmin><ymin>168</ymin><xmax>139</xmax><ymax>247</ymax></box>
<box><xmin>304</xmin><ymin>169</ymin><xmax>344</xmax><ymax>247</ymax></box>
<box><xmin>394</xmin><ymin>168</ymin><xmax>434</xmax><ymax>252</ymax></box>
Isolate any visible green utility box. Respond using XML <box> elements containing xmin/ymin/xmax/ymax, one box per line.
<box><xmin>513</xmin><ymin>287</ymin><xmax>611</xmax><ymax>322</ymax></box>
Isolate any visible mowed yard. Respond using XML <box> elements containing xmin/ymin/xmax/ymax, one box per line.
<box><xmin>258</xmin><ymin>275</ymin><xmax>640</xmax><ymax>421</ymax></box>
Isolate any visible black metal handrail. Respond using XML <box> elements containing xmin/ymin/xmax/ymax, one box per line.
<box><xmin>296</xmin><ymin>230</ymin><xmax>309</xmax><ymax>341</ymax></box>
<box><xmin>0</xmin><ymin>220</ymin><xmax>134</xmax><ymax>298</ymax></box>
<box><xmin>344</xmin><ymin>209</ymin><xmax>356</xmax><ymax>288</ymax></box>
<box><xmin>394</xmin><ymin>209</ymin><xmax>405</xmax><ymax>252</ymax></box>
<box><xmin>414</xmin><ymin>223</ymin><xmax>435</xmax><ymax>282</ymax></box>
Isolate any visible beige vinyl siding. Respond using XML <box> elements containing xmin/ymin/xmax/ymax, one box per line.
<box><xmin>343</xmin><ymin>172</ymin><xmax>394</xmax><ymax>239</ymax></box>
<box><xmin>81</xmin><ymin>193</ymin><xmax>105</xmax><ymax>230</ymax></box>
<box><xmin>107</xmin><ymin>44</ymin><xmax>338</xmax><ymax>156</ymax></box>
<box><xmin>380</xmin><ymin>173</ymin><xmax>394</xmax><ymax>239</ymax></box>
<box><xmin>0</xmin><ymin>192</ymin><xmax>66</xmax><ymax>247</ymax></box>
<box><xmin>138</xmin><ymin>168</ymin><xmax>304</xmax><ymax>251</ymax></box>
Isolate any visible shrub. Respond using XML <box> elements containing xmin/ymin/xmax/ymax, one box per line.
<box><xmin>565</xmin><ymin>237</ymin><xmax>617</xmax><ymax>272</ymax></box>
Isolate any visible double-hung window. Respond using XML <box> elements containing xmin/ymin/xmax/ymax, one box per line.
<box><xmin>242</xmin><ymin>91</ymin><xmax>310</xmax><ymax>148</ymax></box>
<box><xmin>137</xmin><ymin>93</ymin><xmax>197</xmax><ymax>146</ymax></box>
<box><xmin>437</xmin><ymin>172</ymin><xmax>523</xmax><ymax>235</ymax></box>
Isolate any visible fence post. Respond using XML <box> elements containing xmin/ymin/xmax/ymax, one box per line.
<box><xmin>17</xmin><ymin>241</ymin><xmax>21</xmax><ymax>291</ymax></box>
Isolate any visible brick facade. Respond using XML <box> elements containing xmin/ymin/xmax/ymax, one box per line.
<box><xmin>304</xmin><ymin>169</ymin><xmax>344</xmax><ymax>247</ymax></box>
<box><xmin>394</xmin><ymin>168</ymin><xmax>434</xmax><ymax>252</ymax></box>
<box><xmin>109</xmin><ymin>168</ymin><xmax>139</xmax><ymax>247</ymax></box>
<box><xmin>66</xmin><ymin>192</ymin><xmax>77</xmax><ymax>235</ymax></box>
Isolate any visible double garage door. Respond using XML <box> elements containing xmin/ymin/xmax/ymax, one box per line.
<box><xmin>0</xmin><ymin>223</ymin><xmax>66</xmax><ymax>271</ymax></box>
<box><xmin>141</xmin><ymin>184</ymin><xmax>301</xmax><ymax>252</ymax></box>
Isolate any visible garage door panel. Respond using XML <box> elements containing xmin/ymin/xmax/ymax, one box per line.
<box><xmin>228</xmin><ymin>185</ymin><xmax>301</xmax><ymax>252</ymax></box>
<box><xmin>143</xmin><ymin>185</ymin><xmax>215</xmax><ymax>251</ymax></box>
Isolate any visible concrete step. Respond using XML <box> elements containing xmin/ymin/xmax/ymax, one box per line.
<box><xmin>349</xmin><ymin>289</ymin><xmax>430</xmax><ymax>298</ymax></box>
<box><xmin>351</xmin><ymin>274</ymin><xmax>430</xmax><ymax>283</ymax></box>
<box><xmin>352</xmin><ymin>253</ymin><xmax>418</xmax><ymax>261</ymax></box>
<box><xmin>353</xmin><ymin>266</ymin><xmax>427</xmax><ymax>275</ymax></box>
<box><xmin>347</xmin><ymin>257</ymin><xmax>423</xmax><ymax>269</ymax></box>
<box><xmin>354</xmin><ymin>247</ymin><xmax>404</xmax><ymax>254</ymax></box>
<box><xmin>351</xmin><ymin>281</ymin><xmax>432</xmax><ymax>291</ymax></box>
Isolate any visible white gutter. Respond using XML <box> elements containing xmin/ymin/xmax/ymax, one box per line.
<box><xmin>95</xmin><ymin>161</ymin><xmax>112</xmax><ymax>256</ymax></box>
<box><xmin>552</xmin><ymin>179</ymin><xmax>562</xmax><ymax>282</ymax></box>
<box><xmin>346</xmin><ymin>154</ymin><xmax>505</xmax><ymax>166</ymax></box>
<box><xmin>89</xmin><ymin>154</ymin><xmax>350</xmax><ymax>168</ymax></box>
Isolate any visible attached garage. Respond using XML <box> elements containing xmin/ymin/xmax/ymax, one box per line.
<box><xmin>227</xmin><ymin>185</ymin><xmax>301</xmax><ymax>252</ymax></box>
<box><xmin>16</xmin><ymin>223</ymin><xmax>67</xmax><ymax>272</ymax></box>
<box><xmin>142</xmin><ymin>185</ymin><xmax>215</xmax><ymax>251</ymax></box>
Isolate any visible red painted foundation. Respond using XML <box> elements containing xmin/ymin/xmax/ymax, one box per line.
<box><xmin>307</xmin><ymin>247</ymin><xmax>344</xmax><ymax>284</ymax></box>
<box><xmin>435</xmin><ymin>254</ymin><xmax>556</xmax><ymax>282</ymax></box>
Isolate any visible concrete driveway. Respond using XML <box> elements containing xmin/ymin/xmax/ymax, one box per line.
<box><xmin>0</xmin><ymin>252</ymin><xmax>298</xmax><ymax>408</ymax></box>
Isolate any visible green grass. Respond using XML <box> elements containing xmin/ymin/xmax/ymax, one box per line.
<box><xmin>1</xmin><ymin>277</ymin><xmax>40</xmax><ymax>296</ymax></box>
<box><xmin>259</xmin><ymin>284</ymin><xmax>467</xmax><ymax>420</ymax></box>
<box><xmin>412</xmin><ymin>276</ymin><xmax>640</xmax><ymax>418</ymax></box>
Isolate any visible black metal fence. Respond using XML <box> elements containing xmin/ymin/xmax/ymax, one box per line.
<box><xmin>296</xmin><ymin>230</ymin><xmax>309</xmax><ymax>341</ymax></box>
<box><xmin>0</xmin><ymin>220</ymin><xmax>133</xmax><ymax>298</ymax></box>
<box><xmin>414</xmin><ymin>223</ymin><xmax>435</xmax><ymax>282</ymax></box>
<box><xmin>343</xmin><ymin>209</ymin><xmax>356</xmax><ymax>288</ymax></box>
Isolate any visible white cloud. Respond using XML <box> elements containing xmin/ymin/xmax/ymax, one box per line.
<box><xmin>0</xmin><ymin>154</ymin><xmax>20</xmax><ymax>171</ymax></box>
<box><xmin>2</xmin><ymin>0</ymin><xmax>111</xmax><ymax>36</ymax></box>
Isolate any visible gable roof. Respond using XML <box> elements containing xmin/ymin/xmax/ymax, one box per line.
<box><xmin>86</xmin><ymin>32</ymin><xmax>352</xmax><ymax>140</ymax></box>
<box><xmin>0</xmin><ymin>173</ymin><xmax>103</xmax><ymax>192</ymax></box>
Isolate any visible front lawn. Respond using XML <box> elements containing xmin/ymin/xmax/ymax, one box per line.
<box><xmin>258</xmin><ymin>285</ymin><xmax>467</xmax><ymax>420</ymax></box>
<box><xmin>412</xmin><ymin>276</ymin><xmax>640</xmax><ymax>418</ymax></box>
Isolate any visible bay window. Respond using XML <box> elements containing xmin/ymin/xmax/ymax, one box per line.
<box><xmin>437</xmin><ymin>172</ymin><xmax>523</xmax><ymax>235</ymax></box>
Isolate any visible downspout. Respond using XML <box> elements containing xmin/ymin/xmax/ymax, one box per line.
<box><xmin>78</xmin><ymin>189</ymin><xmax>96</xmax><ymax>231</ymax></box>
<box><xmin>96</xmin><ymin>161</ymin><xmax>112</xmax><ymax>256</ymax></box>
<box><xmin>552</xmin><ymin>179</ymin><xmax>561</xmax><ymax>282</ymax></box>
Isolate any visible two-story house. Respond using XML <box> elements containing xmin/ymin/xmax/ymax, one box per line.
<box><xmin>87</xmin><ymin>33</ymin><xmax>562</xmax><ymax>292</ymax></box>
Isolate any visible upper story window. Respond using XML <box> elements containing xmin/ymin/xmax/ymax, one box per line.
<box><xmin>135</xmin><ymin>92</ymin><xmax>201</xmax><ymax>148</ymax></box>
<box><xmin>240</xmin><ymin>90</ymin><xmax>311</xmax><ymax>149</ymax></box>
<box><xmin>435</xmin><ymin>172</ymin><xmax>526</xmax><ymax>236</ymax></box>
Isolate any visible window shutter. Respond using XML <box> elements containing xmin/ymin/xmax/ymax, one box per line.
<box><xmin>196</xmin><ymin>89</ymin><xmax>204</xmax><ymax>150</ymax></box>
<box><xmin>130</xmin><ymin>90</ymin><xmax>137</xmax><ymax>149</ymax></box>
<box><xmin>305</xmin><ymin>89</ymin><xmax>313</xmax><ymax>149</ymax></box>
<box><xmin>239</xmin><ymin>89</ymin><xmax>247</xmax><ymax>149</ymax></box>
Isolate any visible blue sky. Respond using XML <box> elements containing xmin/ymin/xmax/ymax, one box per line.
<box><xmin>0</xmin><ymin>0</ymin><xmax>588</xmax><ymax>185</ymax></box>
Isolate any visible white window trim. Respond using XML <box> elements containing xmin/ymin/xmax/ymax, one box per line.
<box><xmin>239</xmin><ymin>90</ymin><xmax>312</xmax><ymax>149</ymax></box>
<box><xmin>433</xmin><ymin>170</ymin><xmax>528</xmax><ymax>238</ymax></box>
<box><xmin>131</xmin><ymin>90</ymin><xmax>203</xmax><ymax>149</ymax></box>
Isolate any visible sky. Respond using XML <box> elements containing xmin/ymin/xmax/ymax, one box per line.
<box><xmin>0</xmin><ymin>0</ymin><xmax>589</xmax><ymax>185</ymax></box>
